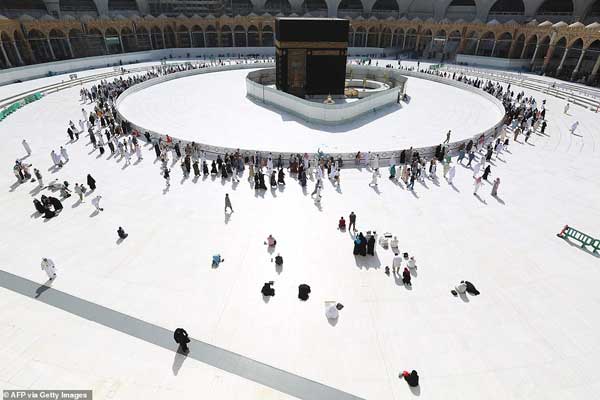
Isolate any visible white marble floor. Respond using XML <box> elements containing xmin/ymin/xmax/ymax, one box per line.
<box><xmin>117</xmin><ymin>67</ymin><xmax>503</xmax><ymax>153</ymax></box>
<box><xmin>1</xmin><ymin>60</ymin><xmax>599</xmax><ymax>400</ymax></box>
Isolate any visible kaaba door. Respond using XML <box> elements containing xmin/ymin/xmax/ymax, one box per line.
<box><xmin>287</xmin><ymin>49</ymin><xmax>306</xmax><ymax>98</ymax></box>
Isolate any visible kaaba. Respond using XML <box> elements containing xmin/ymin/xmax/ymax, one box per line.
<box><xmin>275</xmin><ymin>18</ymin><xmax>349</xmax><ymax>98</ymax></box>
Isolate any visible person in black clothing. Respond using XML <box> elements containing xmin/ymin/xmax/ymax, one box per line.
<box><xmin>367</xmin><ymin>235</ymin><xmax>376</xmax><ymax>256</ymax></box>
<box><xmin>359</xmin><ymin>233</ymin><xmax>367</xmax><ymax>256</ymax></box>
<box><xmin>482</xmin><ymin>165</ymin><xmax>491</xmax><ymax>181</ymax></box>
<box><xmin>33</xmin><ymin>199</ymin><xmax>46</xmax><ymax>214</ymax></box>
<box><xmin>154</xmin><ymin>142</ymin><xmax>160</xmax><ymax>158</ymax></box>
<box><xmin>261</xmin><ymin>282</ymin><xmax>275</xmax><ymax>297</ymax></box>
<box><xmin>48</xmin><ymin>196</ymin><xmax>63</xmax><ymax>212</ymax></box>
<box><xmin>87</xmin><ymin>174</ymin><xmax>96</xmax><ymax>191</ymax></box>
<box><xmin>117</xmin><ymin>227</ymin><xmax>128</xmax><ymax>239</ymax></box>
<box><xmin>298</xmin><ymin>284</ymin><xmax>311</xmax><ymax>301</ymax></box>
<box><xmin>278</xmin><ymin>169</ymin><xmax>285</xmax><ymax>185</ymax></box>
<box><xmin>401</xmin><ymin>370</ymin><xmax>419</xmax><ymax>387</ymax></box>
<box><xmin>349</xmin><ymin>212</ymin><xmax>357</xmax><ymax>232</ymax></box>
<box><xmin>173</xmin><ymin>328</ymin><xmax>190</xmax><ymax>353</ymax></box>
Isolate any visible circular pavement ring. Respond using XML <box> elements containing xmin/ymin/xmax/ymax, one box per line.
<box><xmin>115</xmin><ymin>63</ymin><xmax>506</xmax><ymax>166</ymax></box>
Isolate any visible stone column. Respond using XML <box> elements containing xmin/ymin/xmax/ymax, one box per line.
<box><xmin>188</xmin><ymin>31</ymin><xmax>193</xmax><ymax>47</ymax></box>
<box><xmin>571</xmin><ymin>50</ymin><xmax>586</xmax><ymax>79</ymax></box>
<box><xmin>103</xmin><ymin>35</ymin><xmax>109</xmax><ymax>54</ymax></box>
<box><xmin>203</xmin><ymin>31</ymin><xmax>207</xmax><ymax>47</ymax></box>
<box><xmin>519</xmin><ymin>42</ymin><xmax>528</xmax><ymax>59</ymax></box>
<box><xmin>161</xmin><ymin>30</ymin><xmax>166</xmax><ymax>49</ymax></box>
<box><xmin>541</xmin><ymin>44</ymin><xmax>555</xmax><ymax>71</ymax></box>
<box><xmin>402</xmin><ymin>32</ymin><xmax>406</xmax><ymax>50</ymax></box>
<box><xmin>12</xmin><ymin>41</ymin><xmax>24</xmax><ymax>65</ymax></box>
<box><xmin>474</xmin><ymin>39</ymin><xmax>481</xmax><ymax>55</ymax></box>
<box><xmin>556</xmin><ymin>48</ymin><xmax>569</xmax><ymax>73</ymax></box>
<box><xmin>0</xmin><ymin>42</ymin><xmax>12</xmax><ymax>67</ymax></box>
<box><xmin>46</xmin><ymin>38</ymin><xmax>56</xmax><ymax>60</ymax></box>
<box><xmin>148</xmin><ymin>31</ymin><xmax>153</xmax><ymax>49</ymax></box>
<box><xmin>490</xmin><ymin>40</ymin><xmax>497</xmax><ymax>57</ymax></box>
<box><xmin>119</xmin><ymin>35</ymin><xmax>125</xmax><ymax>53</ymax></box>
<box><xmin>66</xmin><ymin>38</ymin><xmax>75</xmax><ymax>58</ymax></box>
<box><xmin>529</xmin><ymin>44</ymin><xmax>539</xmax><ymax>66</ymax></box>
<box><xmin>588</xmin><ymin>53</ymin><xmax>600</xmax><ymax>84</ymax></box>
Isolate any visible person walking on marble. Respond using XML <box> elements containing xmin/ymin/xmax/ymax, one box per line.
<box><xmin>443</xmin><ymin>130</ymin><xmax>451</xmax><ymax>144</ymax></box>
<box><xmin>60</xmin><ymin>146</ymin><xmax>69</xmax><ymax>163</ymax></box>
<box><xmin>349</xmin><ymin>211</ymin><xmax>357</xmax><ymax>232</ymax></box>
<box><xmin>91</xmin><ymin>195</ymin><xmax>104</xmax><ymax>212</ymax></box>
<box><xmin>41</xmin><ymin>258</ymin><xmax>57</xmax><ymax>280</ymax></box>
<box><xmin>22</xmin><ymin>139</ymin><xmax>31</xmax><ymax>157</ymax></box>
<box><xmin>225</xmin><ymin>193</ymin><xmax>233</xmax><ymax>213</ymax></box>
<box><xmin>570</xmin><ymin>121</ymin><xmax>580</xmax><ymax>135</ymax></box>
<box><xmin>491</xmin><ymin>177</ymin><xmax>501</xmax><ymax>197</ymax></box>
<box><xmin>473</xmin><ymin>176</ymin><xmax>483</xmax><ymax>195</ymax></box>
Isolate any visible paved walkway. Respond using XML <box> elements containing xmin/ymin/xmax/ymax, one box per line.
<box><xmin>0</xmin><ymin>270</ymin><xmax>364</xmax><ymax>400</ymax></box>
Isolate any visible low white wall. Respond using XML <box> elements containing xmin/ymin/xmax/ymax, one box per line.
<box><xmin>0</xmin><ymin>47</ymin><xmax>389</xmax><ymax>87</ymax></box>
<box><xmin>455</xmin><ymin>54</ymin><xmax>531</xmax><ymax>70</ymax></box>
<box><xmin>246</xmin><ymin>65</ymin><xmax>406</xmax><ymax>125</ymax></box>
<box><xmin>115</xmin><ymin>63</ymin><xmax>506</xmax><ymax>166</ymax></box>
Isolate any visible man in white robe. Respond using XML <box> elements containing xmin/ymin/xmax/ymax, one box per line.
<box><xmin>41</xmin><ymin>258</ymin><xmax>57</xmax><ymax>280</ymax></box>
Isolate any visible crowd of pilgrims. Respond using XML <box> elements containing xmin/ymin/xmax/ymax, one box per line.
<box><xmin>70</xmin><ymin>58</ymin><xmax>547</xmax><ymax>199</ymax></box>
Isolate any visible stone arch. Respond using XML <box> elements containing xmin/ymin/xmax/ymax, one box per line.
<box><xmin>546</xmin><ymin>36</ymin><xmax>568</xmax><ymax>74</ymax></box>
<box><xmin>532</xmin><ymin>34</ymin><xmax>550</xmax><ymax>68</ymax></box>
<box><xmin>584</xmin><ymin>0</ymin><xmax>600</xmax><ymax>21</ymax></box>
<box><xmin>121</xmin><ymin>27</ymin><xmax>136</xmax><ymax>52</ymax></box>
<box><xmin>431</xmin><ymin>29</ymin><xmax>447</xmax><ymax>53</ymax></box>
<box><xmin>510</xmin><ymin>32</ymin><xmax>525</xmax><ymax>58</ymax></box>
<box><xmin>264</xmin><ymin>0</ymin><xmax>291</xmax><ymax>13</ymax></box>
<box><xmin>489</xmin><ymin>0</ymin><xmax>525</xmax><ymax>15</ymax></box>
<box><xmin>354</xmin><ymin>26</ymin><xmax>366</xmax><ymax>47</ymax></box>
<box><xmin>248</xmin><ymin>25</ymin><xmax>259</xmax><ymax>46</ymax></box>
<box><xmin>135</xmin><ymin>26</ymin><xmax>152</xmax><ymax>50</ymax></box>
<box><xmin>366</xmin><ymin>27</ymin><xmax>378</xmax><ymax>47</ymax></box>
<box><xmin>462</xmin><ymin>30</ymin><xmax>479</xmax><ymax>55</ymax></box>
<box><xmin>150</xmin><ymin>26</ymin><xmax>163</xmax><ymax>49</ymax></box>
<box><xmin>205</xmin><ymin>25</ymin><xmax>217</xmax><ymax>47</ymax></box>
<box><xmin>220</xmin><ymin>25</ymin><xmax>233</xmax><ymax>47</ymax></box>
<box><xmin>444</xmin><ymin>0</ymin><xmax>477</xmax><ymax>20</ymax></box>
<box><xmin>476</xmin><ymin>31</ymin><xmax>495</xmax><ymax>56</ymax></box>
<box><xmin>558</xmin><ymin>37</ymin><xmax>584</xmax><ymax>78</ymax></box>
<box><xmin>234</xmin><ymin>25</ymin><xmax>246</xmax><ymax>47</ymax></box>
<box><xmin>164</xmin><ymin>25</ymin><xmax>176</xmax><ymax>48</ymax></box>
<box><xmin>338</xmin><ymin>0</ymin><xmax>364</xmax><ymax>16</ymax></box>
<box><xmin>493</xmin><ymin>32</ymin><xmax>512</xmax><ymax>58</ymax></box>
<box><xmin>176</xmin><ymin>25</ymin><xmax>190</xmax><ymax>48</ymax></box>
<box><xmin>380</xmin><ymin>27</ymin><xmax>392</xmax><ymax>47</ymax></box>
<box><xmin>108</xmin><ymin>0</ymin><xmax>139</xmax><ymax>11</ymax></box>
<box><xmin>579</xmin><ymin>39</ymin><xmax>600</xmax><ymax>84</ymax></box>
<box><xmin>231</xmin><ymin>0</ymin><xmax>253</xmax><ymax>15</ymax></box>
<box><xmin>67</xmin><ymin>28</ymin><xmax>86</xmax><ymax>58</ymax></box>
<box><xmin>60</xmin><ymin>0</ymin><xmax>98</xmax><ymax>14</ymax></box>
<box><xmin>404</xmin><ymin>28</ymin><xmax>417</xmax><ymax>51</ymax></box>
<box><xmin>372</xmin><ymin>0</ymin><xmax>399</xmax><ymax>13</ymax></box>
<box><xmin>305</xmin><ymin>0</ymin><xmax>327</xmax><ymax>13</ymax></box>
<box><xmin>521</xmin><ymin>34</ymin><xmax>537</xmax><ymax>59</ymax></box>
<box><xmin>392</xmin><ymin>28</ymin><xmax>404</xmax><ymax>48</ymax></box>
<box><xmin>86</xmin><ymin>27</ymin><xmax>106</xmax><ymax>56</ymax></box>
<box><xmin>262</xmin><ymin>25</ymin><xmax>273</xmax><ymax>46</ymax></box>
<box><xmin>191</xmin><ymin>25</ymin><xmax>204</xmax><ymax>47</ymax></box>
<box><xmin>28</xmin><ymin>29</ymin><xmax>53</xmax><ymax>63</ymax></box>
<box><xmin>48</xmin><ymin>28</ymin><xmax>70</xmax><ymax>60</ymax></box>
<box><xmin>418</xmin><ymin>29</ymin><xmax>433</xmax><ymax>56</ymax></box>
<box><xmin>1</xmin><ymin>31</ymin><xmax>19</xmax><ymax>66</ymax></box>
<box><xmin>446</xmin><ymin>29</ymin><xmax>461</xmax><ymax>56</ymax></box>
<box><xmin>0</xmin><ymin>0</ymin><xmax>47</xmax><ymax>16</ymax></box>
<box><xmin>105</xmin><ymin>27</ymin><xmax>121</xmax><ymax>54</ymax></box>
<box><xmin>537</xmin><ymin>0</ymin><xmax>573</xmax><ymax>15</ymax></box>
<box><xmin>14</xmin><ymin>29</ymin><xmax>34</xmax><ymax>64</ymax></box>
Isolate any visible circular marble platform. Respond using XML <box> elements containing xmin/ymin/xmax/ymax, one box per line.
<box><xmin>117</xmin><ymin>67</ymin><xmax>504</xmax><ymax>154</ymax></box>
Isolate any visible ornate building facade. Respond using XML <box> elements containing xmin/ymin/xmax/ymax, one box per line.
<box><xmin>0</xmin><ymin>0</ymin><xmax>599</xmax><ymax>85</ymax></box>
